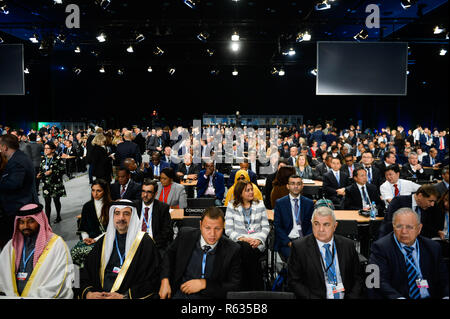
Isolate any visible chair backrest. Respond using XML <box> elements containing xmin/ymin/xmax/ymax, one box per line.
<box><xmin>218</xmin><ymin>206</ymin><xmax>227</xmax><ymax>215</ymax></box>
<box><xmin>335</xmin><ymin>219</ymin><xmax>359</xmax><ymax>240</ymax></box>
<box><xmin>226</xmin><ymin>291</ymin><xmax>296</xmax><ymax>299</ymax></box>
<box><xmin>180</xmin><ymin>217</ymin><xmax>201</xmax><ymax>229</ymax></box>
<box><xmin>368</xmin><ymin>219</ymin><xmax>383</xmax><ymax>240</ymax></box>
<box><xmin>187</xmin><ymin>198</ymin><xmax>216</xmax><ymax>208</ymax></box>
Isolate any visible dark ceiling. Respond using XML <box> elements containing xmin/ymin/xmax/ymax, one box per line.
<box><xmin>0</xmin><ymin>0</ymin><xmax>448</xmax><ymax>128</ymax></box>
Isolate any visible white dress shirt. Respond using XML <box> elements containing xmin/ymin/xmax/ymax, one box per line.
<box><xmin>288</xmin><ymin>194</ymin><xmax>302</xmax><ymax>239</ymax></box>
<box><xmin>316</xmin><ymin>237</ymin><xmax>345</xmax><ymax>299</ymax></box>
<box><xmin>140</xmin><ymin>201</ymin><xmax>154</xmax><ymax>238</ymax></box>
<box><xmin>380</xmin><ymin>178</ymin><xmax>421</xmax><ymax>206</ymax></box>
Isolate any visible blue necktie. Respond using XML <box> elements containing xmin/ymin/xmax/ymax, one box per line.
<box><xmin>293</xmin><ymin>198</ymin><xmax>302</xmax><ymax>237</ymax></box>
<box><xmin>403</xmin><ymin>246</ymin><xmax>420</xmax><ymax>299</ymax></box>
<box><xmin>335</xmin><ymin>172</ymin><xmax>340</xmax><ymax>187</ymax></box>
<box><xmin>367</xmin><ymin>167</ymin><xmax>372</xmax><ymax>183</ymax></box>
<box><xmin>361</xmin><ymin>186</ymin><xmax>370</xmax><ymax>206</ymax></box>
<box><xmin>323</xmin><ymin>243</ymin><xmax>339</xmax><ymax>299</ymax></box>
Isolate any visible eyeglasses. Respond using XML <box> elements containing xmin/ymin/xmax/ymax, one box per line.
<box><xmin>141</xmin><ymin>190</ymin><xmax>155</xmax><ymax>194</ymax></box>
<box><xmin>393</xmin><ymin>224</ymin><xmax>417</xmax><ymax>231</ymax></box>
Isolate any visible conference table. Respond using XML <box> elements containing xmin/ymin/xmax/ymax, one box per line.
<box><xmin>257</xmin><ymin>179</ymin><xmax>323</xmax><ymax>188</ymax></box>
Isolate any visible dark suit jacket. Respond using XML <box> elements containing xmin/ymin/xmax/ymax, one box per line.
<box><xmin>288</xmin><ymin>234</ymin><xmax>363</xmax><ymax>299</ymax></box>
<box><xmin>313</xmin><ymin>162</ymin><xmax>331</xmax><ymax>181</ymax></box>
<box><xmin>110</xmin><ymin>180</ymin><xmax>142</xmax><ymax>201</ymax></box>
<box><xmin>0</xmin><ymin>150</ymin><xmax>39</xmax><ymax>215</ymax></box>
<box><xmin>362</xmin><ymin>165</ymin><xmax>382</xmax><ymax>188</ymax></box>
<box><xmin>422</xmin><ymin>155</ymin><xmax>440</xmax><ymax>167</ymax></box>
<box><xmin>146</xmin><ymin>161</ymin><xmax>170</xmax><ymax>177</ymax></box>
<box><xmin>343</xmin><ymin>183</ymin><xmax>385</xmax><ymax>216</ymax></box>
<box><xmin>433</xmin><ymin>181</ymin><xmax>448</xmax><ymax>199</ymax></box>
<box><xmin>133</xmin><ymin>133</ymin><xmax>146</xmax><ymax>154</ymax></box>
<box><xmin>78</xmin><ymin>200</ymin><xmax>106</xmax><ymax>239</ymax></box>
<box><xmin>196</xmin><ymin>170</ymin><xmax>225</xmax><ymax>201</ymax></box>
<box><xmin>263</xmin><ymin>171</ymin><xmax>277</xmax><ymax>209</ymax></box>
<box><xmin>90</xmin><ymin>145</ymin><xmax>112</xmax><ymax>182</ymax></box>
<box><xmin>135</xmin><ymin>199</ymin><xmax>173</xmax><ymax>250</ymax></box>
<box><xmin>400</xmin><ymin>163</ymin><xmax>427</xmax><ymax>181</ymax></box>
<box><xmin>116</xmin><ymin>141</ymin><xmax>142</xmax><ymax>166</ymax></box>
<box><xmin>378</xmin><ymin>195</ymin><xmax>437</xmax><ymax>239</ymax></box>
<box><xmin>322</xmin><ymin>170</ymin><xmax>350</xmax><ymax>203</ymax></box>
<box><xmin>273</xmin><ymin>195</ymin><xmax>314</xmax><ymax>252</ymax></box>
<box><xmin>177</xmin><ymin>163</ymin><xmax>201</xmax><ymax>176</ymax></box>
<box><xmin>161</xmin><ymin>227</ymin><xmax>242</xmax><ymax>298</ymax></box>
<box><xmin>368</xmin><ymin>234</ymin><xmax>449</xmax><ymax>299</ymax></box>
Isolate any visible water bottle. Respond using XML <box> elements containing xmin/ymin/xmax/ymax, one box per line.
<box><xmin>370</xmin><ymin>201</ymin><xmax>378</xmax><ymax>220</ymax></box>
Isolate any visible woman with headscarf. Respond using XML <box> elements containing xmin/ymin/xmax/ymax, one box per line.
<box><xmin>0</xmin><ymin>203</ymin><xmax>74</xmax><ymax>298</ymax></box>
<box><xmin>37</xmin><ymin>141</ymin><xmax>67</xmax><ymax>224</ymax></box>
<box><xmin>224</xmin><ymin>169</ymin><xmax>263</xmax><ymax>207</ymax></box>
<box><xmin>79</xmin><ymin>199</ymin><xmax>161</xmax><ymax>299</ymax></box>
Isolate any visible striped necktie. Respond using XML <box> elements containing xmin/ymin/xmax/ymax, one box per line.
<box><xmin>403</xmin><ymin>246</ymin><xmax>420</xmax><ymax>299</ymax></box>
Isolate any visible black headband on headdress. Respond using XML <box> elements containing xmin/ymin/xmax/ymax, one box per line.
<box><xmin>111</xmin><ymin>200</ymin><xmax>137</xmax><ymax>209</ymax></box>
<box><xmin>16</xmin><ymin>203</ymin><xmax>44</xmax><ymax>217</ymax></box>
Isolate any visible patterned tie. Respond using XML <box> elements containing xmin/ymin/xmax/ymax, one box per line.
<box><xmin>120</xmin><ymin>185</ymin><xmax>126</xmax><ymax>198</ymax></box>
<box><xmin>394</xmin><ymin>184</ymin><xmax>400</xmax><ymax>197</ymax></box>
<box><xmin>361</xmin><ymin>186</ymin><xmax>370</xmax><ymax>206</ymax></box>
<box><xmin>293</xmin><ymin>198</ymin><xmax>302</xmax><ymax>237</ymax></box>
<box><xmin>141</xmin><ymin>207</ymin><xmax>149</xmax><ymax>232</ymax></box>
<box><xmin>403</xmin><ymin>246</ymin><xmax>420</xmax><ymax>299</ymax></box>
<box><xmin>323</xmin><ymin>243</ymin><xmax>339</xmax><ymax>299</ymax></box>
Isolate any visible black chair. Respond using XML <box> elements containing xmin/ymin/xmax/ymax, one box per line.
<box><xmin>226</xmin><ymin>291</ymin><xmax>295</xmax><ymax>299</ymax></box>
<box><xmin>187</xmin><ymin>197</ymin><xmax>216</xmax><ymax>208</ymax></box>
<box><xmin>218</xmin><ymin>206</ymin><xmax>227</xmax><ymax>215</ymax></box>
<box><xmin>335</xmin><ymin>220</ymin><xmax>359</xmax><ymax>241</ymax></box>
<box><xmin>179</xmin><ymin>216</ymin><xmax>201</xmax><ymax>229</ymax></box>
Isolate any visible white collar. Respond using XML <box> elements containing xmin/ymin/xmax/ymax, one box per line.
<box><xmin>142</xmin><ymin>201</ymin><xmax>154</xmax><ymax>209</ymax></box>
<box><xmin>200</xmin><ymin>235</ymin><xmax>218</xmax><ymax>250</ymax></box>
<box><xmin>356</xmin><ymin>183</ymin><xmax>367</xmax><ymax>191</ymax></box>
<box><xmin>121</xmin><ymin>179</ymin><xmax>131</xmax><ymax>189</ymax></box>
<box><xmin>316</xmin><ymin>237</ymin><xmax>334</xmax><ymax>250</ymax></box>
<box><xmin>289</xmin><ymin>193</ymin><xmax>301</xmax><ymax>201</ymax></box>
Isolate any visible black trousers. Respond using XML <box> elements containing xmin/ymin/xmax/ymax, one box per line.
<box><xmin>44</xmin><ymin>196</ymin><xmax>62</xmax><ymax>221</ymax></box>
<box><xmin>237</xmin><ymin>241</ymin><xmax>264</xmax><ymax>291</ymax></box>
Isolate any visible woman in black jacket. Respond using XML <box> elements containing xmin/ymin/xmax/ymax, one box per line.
<box><xmin>89</xmin><ymin>133</ymin><xmax>112</xmax><ymax>182</ymax></box>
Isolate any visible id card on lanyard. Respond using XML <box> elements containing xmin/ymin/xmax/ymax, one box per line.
<box><xmin>113</xmin><ymin>236</ymin><xmax>125</xmax><ymax>274</ymax></box>
<box><xmin>44</xmin><ymin>157</ymin><xmax>53</xmax><ymax>171</ymax></box>
<box><xmin>242</xmin><ymin>207</ymin><xmax>255</xmax><ymax>234</ymax></box>
<box><xmin>17</xmin><ymin>245</ymin><xmax>35</xmax><ymax>281</ymax></box>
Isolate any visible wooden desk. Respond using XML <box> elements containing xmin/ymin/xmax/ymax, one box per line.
<box><xmin>257</xmin><ymin>179</ymin><xmax>323</xmax><ymax>187</ymax></box>
<box><xmin>266</xmin><ymin>210</ymin><xmax>383</xmax><ymax>223</ymax></box>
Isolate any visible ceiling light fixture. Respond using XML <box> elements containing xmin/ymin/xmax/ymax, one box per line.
<box><xmin>231</xmin><ymin>42</ymin><xmax>240</xmax><ymax>52</ymax></box>
<box><xmin>231</xmin><ymin>32</ymin><xmax>240</xmax><ymax>41</ymax></box>
<box><xmin>29</xmin><ymin>34</ymin><xmax>39</xmax><ymax>43</ymax></box>
<box><xmin>147</xmin><ymin>66</ymin><xmax>153</xmax><ymax>72</ymax></box>
<box><xmin>184</xmin><ymin>0</ymin><xmax>196</xmax><ymax>9</ymax></box>
<box><xmin>296</xmin><ymin>31</ymin><xmax>311</xmax><ymax>42</ymax></box>
<box><xmin>433</xmin><ymin>26</ymin><xmax>445</xmax><ymax>34</ymax></box>
<box><xmin>73</xmin><ymin>67</ymin><xmax>82</xmax><ymax>75</ymax></box>
<box><xmin>74</xmin><ymin>46</ymin><xmax>81</xmax><ymax>53</ymax></box>
<box><xmin>96</xmin><ymin>32</ymin><xmax>106</xmax><ymax>42</ymax></box>
<box><xmin>310</xmin><ymin>68</ymin><xmax>318</xmax><ymax>76</ymax></box>
<box><xmin>127</xmin><ymin>45</ymin><xmax>134</xmax><ymax>53</ymax></box>
<box><xmin>197</xmin><ymin>31</ymin><xmax>209</xmax><ymax>42</ymax></box>
<box><xmin>315</xmin><ymin>0</ymin><xmax>331</xmax><ymax>11</ymax></box>
<box><xmin>135</xmin><ymin>33</ymin><xmax>145</xmax><ymax>42</ymax></box>
<box><xmin>354</xmin><ymin>29</ymin><xmax>369</xmax><ymax>41</ymax></box>
<box><xmin>232</xmin><ymin>68</ymin><xmax>238</xmax><ymax>76</ymax></box>
<box><xmin>99</xmin><ymin>66</ymin><xmax>105</xmax><ymax>73</ymax></box>
<box><xmin>440</xmin><ymin>48</ymin><xmax>447</xmax><ymax>56</ymax></box>
<box><xmin>153</xmin><ymin>46</ymin><xmax>164</xmax><ymax>56</ymax></box>
<box><xmin>400</xmin><ymin>0</ymin><xmax>417</xmax><ymax>9</ymax></box>
<box><xmin>278</xmin><ymin>68</ymin><xmax>285</xmax><ymax>76</ymax></box>
<box><xmin>0</xmin><ymin>1</ymin><xmax>9</xmax><ymax>14</ymax></box>
<box><xmin>24</xmin><ymin>67</ymin><xmax>30</xmax><ymax>74</ymax></box>
<box><xmin>168</xmin><ymin>68</ymin><xmax>176</xmax><ymax>75</ymax></box>
<box><xmin>206</xmin><ymin>48</ymin><xmax>215</xmax><ymax>56</ymax></box>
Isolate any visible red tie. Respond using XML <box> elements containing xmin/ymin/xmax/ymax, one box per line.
<box><xmin>141</xmin><ymin>207</ymin><xmax>149</xmax><ymax>232</ymax></box>
<box><xmin>394</xmin><ymin>184</ymin><xmax>399</xmax><ymax>197</ymax></box>
<box><xmin>120</xmin><ymin>185</ymin><xmax>126</xmax><ymax>198</ymax></box>
<box><xmin>440</xmin><ymin>137</ymin><xmax>444</xmax><ymax>150</ymax></box>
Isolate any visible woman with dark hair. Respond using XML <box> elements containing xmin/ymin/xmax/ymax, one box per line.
<box><xmin>270</xmin><ymin>165</ymin><xmax>296</xmax><ymax>208</ymax></box>
<box><xmin>155</xmin><ymin>167</ymin><xmax>187</xmax><ymax>208</ymax></box>
<box><xmin>225</xmin><ymin>180</ymin><xmax>270</xmax><ymax>290</ymax></box>
<box><xmin>37</xmin><ymin>141</ymin><xmax>67</xmax><ymax>223</ymax></box>
<box><xmin>71</xmin><ymin>179</ymin><xmax>112</xmax><ymax>268</ymax></box>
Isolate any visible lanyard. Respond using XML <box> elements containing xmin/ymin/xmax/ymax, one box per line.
<box><xmin>201</xmin><ymin>252</ymin><xmax>208</xmax><ymax>279</ymax></box>
<box><xmin>319</xmin><ymin>242</ymin><xmax>337</xmax><ymax>284</ymax></box>
<box><xmin>21</xmin><ymin>244</ymin><xmax>35</xmax><ymax>272</ymax></box>
<box><xmin>242</xmin><ymin>207</ymin><xmax>252</xmax><ymax>230</ymax></box>
<box><xmin>45</xmin><ymin>156</ymin><xmax>53</xmax><ymax>170</ymax></box>
<box><xmin>114</xmin><ymin>236</ymin><xmax>125</xmax><ymax>268</ymax></box>
<box><xmin>292</xmin><ymin>198</ymin><xmax>301</xmax><ymax>225</ymax></box>
<box><xmin>445</xmin><ymin>213</ymin><xmax>449</xmax><ymax>238</ymax></box>
<box><xmin>393</xmin><ymin>234</ymin><xmax>422</xmax><ymax>278</ymax></box>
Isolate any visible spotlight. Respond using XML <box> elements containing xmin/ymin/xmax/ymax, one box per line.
<box><xmin>53</xmin><ymin>0</ymin><xmax>63</xmax><ymax>4</ymax></box>
<box><xmin>29</xmin><ymin>34</ymin><xmax>39</xmax><ymax>43</ymax></box>
<box><xmin>288</xmin><ymin>48</ymin><xmax>296</xmax><ymax>56</ymax></box>
<box><xmin>153</xmin><ymin>46</ymin><xmax>164</xmax><ymax>56</ymax></box>
<box><xmin>197</xmin><ymin>31</ymin><xmax>209</xmax><ymax>42</ymax></box>
<box><xmin>440</xmin><ymin>49</ymin><xmax>447</xmax><ymax>56</ymax></box>
<box><xmin>127</xmin><ymin>45</ymin><xmax>134</xmax><ymax>53</ymax></box>
<box><xmin>0</xmin><ymin>36</ymin><xmax>3</xmax><ymax>44</ymax></box>
<box><xmin>99</xmin><ymin>66</ymin><xmax>105</xmax><ymax>73</ymax></box>
<box><xmin>278</xmin><ymin>68</ymin><xmax>285</xmax><ymax>76</ymax></box>
<box><xmin>38</xmin><ymin>38</ymin><xmax>54</xmax><ymax>56</ymax></box>
<box><xmin>135</xmin><ymin>33</ymin><xmax>145</xmax><ymax>42</ymax></box>
<box><xmin>57</xmin><ymin>33</ymin><xmax>66</xmax><ymax>43</ymax></box>
<box><xmin>96</xmin><ymin>32</ymin><xmax>106</xmax><ymax>42</ymax></box>
<box><xmin>24</xmin><ymin>68</ymin><xmax>30</xmax><ymax>74</ymax></box>
<box><xmin>310</xmin><ymin>68</ymin><xmax>317</xmax><ymax>76</ymax></box>
<box><xmin>91</xmin><ymin>50</ymin><xmax>99</xmax><ymax>57</ymax></box>
<box><xmin>315</xmin><ymin>0</ymin><xmax>331</xmax><ymax>11</ymax></box>
<box><xmin>400</xmin><ymin>0</ymin><xmax>417</xmax><ymax>9</ymax></box>
<box><xmin>74</xmin><ymin>46</ymin><xmax>81</xmax><ymax>53</ymax></box>
<box><xmin>210</xmin><ymin>69</ymin><xmax>220</xmax><ymax>76</ymax></box>
<box><xmin>73</xmin><ymin>67</ymin><xmax>82</xmax><ymax>75</ymax></box>
<box><xmin>296</xmin><ymin>31</ymin><xmax>311</xmax><ymax>42</ymax></box>
<box><xmin>184</xmin><ymin>0</ymin><xmax>196</xmax><ymax>9</ymax></box>
<box><xmin>95</xmin><ymin>0</ymin><xmax>111</xmax><ymax>10</ymax></box>
<box><xmin>433</xmin><ymin>26</ymin><xmax>445</xmax><ymax>35</ymax></box>
<box><xmin>147</xmin><ymin>66</ymin><xmax>153</xmax><ymax>72</ymax></box>
<box><xmin>117</xmin><ymin>68</ymin><xmax>124</xmax><ymax>75</ymax></box>
<box><xmin>206</xmin><ymin>48</ymin><xmax>215</xmax><ymax>56</ymax></box>
<box><xmin>354</xmin><ymin>29</ymin><xmax>369</xmax><ymax>41</ymax></box>
<box><xmin>231</xmin><ymin>32</ymin><xmax>240</xmax><ymax>41</ymax></box>
<box><xmin>232</xmin><ymin>68</ymin><xmax>238</xmax><ymax>76</ymax></box>
<box><xmin>168</xmin><ymin>68</ymin><xmax>176</xmax><ymax>75</ymax></box>
<box><xmin>231</xmin><ymin>42</ymin><xmax>240</xmax><ymax>52</ymax></box>
<box><xmin>0</xmin><ymin>1</ymin><xmax>9</xmax><ymax>15</ymax></box>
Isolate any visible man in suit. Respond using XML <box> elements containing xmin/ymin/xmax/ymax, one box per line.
<box><xmin>376</xmin><ymin>151</ymin><xmax>397</xmax><ymax>179</ymax></box>
<box><xmin>400</xmin><ymin>152</ymin><xmax>427</xmax><ymax>181</ymax></box>
<box><xmin>287</xmin><ymin>146</ymin><xmax>298</xmax><ymax>167</ymax></box>
<box><xmin>123</xmin><ymin>157</ymin><xmax>152</xmax><ymax>184</ymax></box>
<box><xmin>146</xmin><ymin>127</ymin><xmax>165</xmax><ymax>153</ymax></box>
<box><xmin>419</xmin><ymin>128</ymin><xmax>434</xmax><ymax>153</ymax></box>
<box><xmin>343</xmin><ymin>167</ymin><xmax>385</xmax><ymax>215</ymax></box>
<box><xmin>62</xmin><ymin>139</ymin><xmax>78</xmax><ymax>179</ymax></box>
<box><xmin>313</xmin><ymin>154</ymin><xmax>333</xmax><ymax>181</ymax></box>
<box><xmin>110</xmin><ymin>167</ymin><xmax>142</xmax><ymax>201</ymax></box>
<box><xmin>378</xmin><ymin>184</ymin><xmax>440</xmax><ymax>238</ymax></box>
<box><xmin>322</xmin><ymin>157</ymin><xmax>350</xmax><ymax>207</ymax></box>
<box><xmin>273</xmin><ymin>175</ymin><xmax>314</xmax><ymax>260</ymax></box>
<box><xmin>434</xmin><ymin>166</ymin><xmax>449</xmax><ymax>199</ymax></box>
<box><xmin>135</xmin><ymin>179</ymin><xmax>173</xmax><ymax>256</ymax></box>
<box><xmin>435</xmin><ymin>131</ymin><xmax>448</xmax><ymax>163</ymax></box>
<box><xmin>369</xmin><ymin>208</ymin><xmax>449</xmax><ymax>299</ymax></box>
<box><xmin>116</xmin><ymin>131</ymin><xmax>142</xmax><ymax>167</ymax></box>
<box><xmin>360</xmin><ymin>151</ymin><xmax>382</xmax><ymax>187</ymax></box>
<box><xmin>288</xmin><ymin>206</ymin><xmax>363</xmax><ymax>299</ymax></box>
<box><xmin>161</xmin><ymin>146</ymin><xmax>178</xmax><ymax>170</ymax></box>
<box><xmin>227</xmin><ymin>160</ymin><xmax>257</xmax><ymax>188</ymax></box>
<box><xmin>132</xmin><ymin>127</ymin><xmax>146</xmax><ymax>155</ymax></box>
<box><xmin>422</xmin><ymin>147</ymin><xmax>441</xmax><ymax>168</ymax></box>
<box><xmin>0</xmin><ymin>134</ymin><xmax>39</xmax><ymax>249</ymax></box>
<box><xmin>196</xmin><ymin>161</ymin><xmax>225</xmax><ymax>206</ymax></box>
<box><xmin>341</xmin><ymin>154</ymin><xmax>357</xmax><ymax>183</ymax></box>
<box><xmin>146</xmin><ymin>151</ymin><xmax>170</xmax><ymax>180</ymax></box>
<box><xmin>176</xmin><ymin>153</ymin><xmax>201</xmax><ymax>180</ymax></box>
<box><xmin>159</xmin><ymin>207</ymin><xmax>242</xmax><ymax>299</ymax></box>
